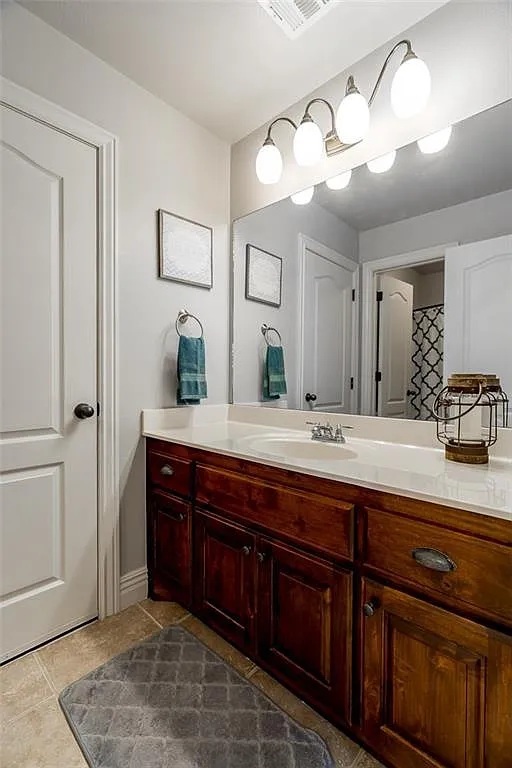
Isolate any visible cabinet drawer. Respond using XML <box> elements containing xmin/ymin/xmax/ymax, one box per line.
<box><xmin>147</xmin><ymin>450</ymin><xmax>192</xmax><ymax>497</ymax></box>
<box><xmin>362</xmin><ymin>507</ymin><xmax>512</xmax><ymax>627</ymax></box>
<box><xmin>196</xmin><ymin>465</ymin><xmax>354</xmax><ymax>561</ymax></box>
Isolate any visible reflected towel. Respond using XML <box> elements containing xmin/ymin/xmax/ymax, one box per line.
<box><xmin>263</xmin><ymin>345</ymin><xmax>287</xmax><ymax>400</ymax></box>
<box><xmin>177</xmin><ymin>336</ymin><xmax>207</xmax><ymax>404</ymax></box>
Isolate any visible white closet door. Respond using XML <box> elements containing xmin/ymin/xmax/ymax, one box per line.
<box><xmin>1</xmin><ymin>105</ymin><xmax>98</xmax><ymax>661</ymax></box>
<box><xmin>444</xmin><ymin>235</ymin><xmax>512</xmax><ymax>423</ymax></box>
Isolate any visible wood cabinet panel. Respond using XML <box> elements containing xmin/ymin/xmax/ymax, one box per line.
<box><xmin>194</xmin><ymin>509</ymin><xmax>256</xmax><ymax>655</ymax></box>
<box><xmin>148</xmin><ymin>490</ymin><xmax>191</xmax><ymax>605</ymax></box>
<box><xmin>361</xmin><ymin>578</ymin><xmax>512</xmax><ymax>768</ymax></box>
<box><xmin>362</xmin><ymin>507</ymin><xmax>512</xmax><ymax>628</ymax></box>
<box><xmin>195</xmin><ymin>464</ymin><xmax>354</xmax><ymax>562</ymax></box>
<box><xmin>147</xmin><ymin>450</ymin><xmax>192</xmax><ymax>498</ymax></box>
<box><xmin>257</xmin><ymin>538</ymin><xmax>352</xmax><ymax>724</ymax></box>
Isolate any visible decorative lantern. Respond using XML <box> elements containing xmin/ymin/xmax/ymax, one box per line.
<box><xmin>432</xmin><ymin>373</ymin><xmax>509</xmax><ymax>465</ymax></box>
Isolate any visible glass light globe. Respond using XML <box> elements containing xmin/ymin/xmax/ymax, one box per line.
<box><xmin>367</xmin><ymin>150</ymin><xmax>396</xmax><ymax>174</ymax></box>
<box><xmin>255</xmin><ymin>141</ymin><xmax>283</xmax><ymax>184</ymax></box>
<box><xmin>290</xmin><ymin>187</ymin><xmax>314</xmax><ymax>205</ymax></box>
<box><xmin>326</xmin><ymin>170</ymin><xmax>352</xmax><ymax>190</ymax></box>
<box><xmin>391</xmin><ymin>55</ymin><xmax>431</xmax><ymax>118</ymax></box>
<box><xmin>418</xmin><ymin>126</ymin><xmax>452</xmax><ymax>154</ymax></box>
<box><xmin>293</xmin><ymin>119</ymin><xmax>324</xmax><ymax>167</ymax></box>
<box><xmin>336</xmin><ymin>91</ymin><xmax>370</xmax><ymax>144</ymax></box>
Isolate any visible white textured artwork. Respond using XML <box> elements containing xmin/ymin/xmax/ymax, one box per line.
<box><xmin>159</xmin><ymin>209</ymin><xmax>212</xmax><ymax>288</ymax></box>
<box><xmin>246</xmin><ymin>245</ymin><xmax>282</xmax><ymax>307</ymax></box>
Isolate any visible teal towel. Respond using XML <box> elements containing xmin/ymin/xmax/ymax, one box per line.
<box><xmin>177</xmin><ymin>336</ymin><xmax>207</xmax><ymax>405</ymax></box>
<box><xmin>263</xmin><ymin>345</ymin><xmax>287</xmax><ymax>400</ymax></box>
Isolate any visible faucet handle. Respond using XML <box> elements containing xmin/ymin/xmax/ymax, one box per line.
<box><xmin>305</xmin><ymin>421</ymin><xmax>320</xmax><ymax>426</ymax></box>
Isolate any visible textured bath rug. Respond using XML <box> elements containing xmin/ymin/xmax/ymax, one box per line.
<box><xmin>59</xmin><ymin>624</ymin><xmax>335</xmax><ymax>768</ymax></box>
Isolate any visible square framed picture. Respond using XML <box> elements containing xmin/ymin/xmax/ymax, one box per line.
<box><xmin>245</xmin><ymin>244</ymin><xmax>282</xmax><ymax>307</ymax></box>
<box><xmin>158</xmin><ymin>209</ymin><xmax>213</xmax><ymax>289</ymax></box>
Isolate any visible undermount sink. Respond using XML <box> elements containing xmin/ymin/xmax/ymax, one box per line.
<box><xmin>243</xmin><ymin>435</ymin><xmax>358</xmax><ymax>462</ymax></box>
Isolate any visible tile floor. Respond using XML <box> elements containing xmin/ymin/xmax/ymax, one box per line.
<box><xmin>1</xmin><ymin>601</ymin><xmax>383</xmax><ymax>768</ymax></box>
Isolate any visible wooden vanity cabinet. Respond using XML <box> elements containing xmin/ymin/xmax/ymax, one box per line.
<box><xmin>146</xmin><ymin>438</ymin><xmax>512</xmax><ymax>768</ymax></box>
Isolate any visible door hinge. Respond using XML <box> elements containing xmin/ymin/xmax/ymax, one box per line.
<box><xmin>97</xmin><ymin>402</ymin><xmax>101</xmax><ymax>417</ymax></box>
<box><xmin>352</xmin><ymin>288</ymin><xmax>356</xmax><ymax>302</ymax></box>
<box><xmin>350</xmin><ymin>377</ymin><xmax>354</xmax><ymax>390</ymax></box>
<box><xmin>375</xmin><ymin>371</ymin><xmax>382</xmax><ymax>383</ymax></box>
<box><xmin>376</xmin><ymin>290</ymin><xmax>383</xmax><ymax>302</ymax></box>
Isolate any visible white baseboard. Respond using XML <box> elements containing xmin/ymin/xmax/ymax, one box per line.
<box><xmin>119</xmin><ymin>566</ymin><xmax>148</xmax><ymax>610</ymax></box>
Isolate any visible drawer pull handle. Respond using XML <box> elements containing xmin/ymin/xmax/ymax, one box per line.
<box><xmin>412</xmin><ymin>547</ymin><xmax>456</xmax><ymax>573</ymax></box>
<box><xmin>363</xmin><ymin>600</ymin><xmax>379</xmax><ymax>617</ymax></box>
<box><xmin>241</xmin><ymin>546</ymin><xmax>251</xmax><ymax>556</ymax></box>
<box><xmin>160</xmin><ymin>465</ymin><xmax>174</xmax><ymax>476</ymax></box>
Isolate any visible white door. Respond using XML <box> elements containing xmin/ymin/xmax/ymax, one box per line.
<box><xmin>377</xmin><ymin>275</ymin><xmax>414</xmax><ymax>418</ymax></box>
<box><xmin>301</xmin><ymin>241</ymin><xmax>357</xmax><ymax>413</ymax></box>
<box><xmin>444</xmin><ymin>235</ymin><xmax>512</xmax><ymax>424</ymax></box>
<box><xmin>1</xmin><ymin>105</ymin><xmax>98</xmax><ymax>661</ymax></box>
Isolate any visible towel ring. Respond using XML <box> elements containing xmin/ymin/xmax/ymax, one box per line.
<box><xmin>261</xmin><ymin>324</ymin><xmax>282</xmax><ymax>346</ymax></box>
<box><xmin>176</xmin><ymin>310</ymin><xmax>204</xmax><ymax>338</ymax></box>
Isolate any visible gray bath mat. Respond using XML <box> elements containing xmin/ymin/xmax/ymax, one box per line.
<box><xmin>59</xmin><ymin>624</ymin><xmax>335</xmax><ymax>768</ymax></box>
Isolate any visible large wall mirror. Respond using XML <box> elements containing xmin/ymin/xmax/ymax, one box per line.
<box><xmin>231</xmin><ymin>99</ymin><xmax>512</xmax><ymax>425</ymax></box>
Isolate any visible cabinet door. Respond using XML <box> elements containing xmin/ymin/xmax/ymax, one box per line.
<box><xmin>194</xmin><ymin>509</ymin><xmax>255</xmax><ymax>654</ymax></box>
<box><xmin>361</xmin><ymin>579</ymin><xmax>512</xmax><ymax>768</ymax></box>
<box><xmin>257</xmin><ymin>538</ymin><xmax>352</xmax><ymax>725</ymax></box>
<box><xmin>148</xmin><ymin>490</ymin><xmax>191</xmax><ymax>606</ymax></box>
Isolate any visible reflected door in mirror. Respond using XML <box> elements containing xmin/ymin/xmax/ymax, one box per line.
<box><xmin>377</xmin><ymin>275</ymin><xmax>414</xmax><ymax>418</ymax></box>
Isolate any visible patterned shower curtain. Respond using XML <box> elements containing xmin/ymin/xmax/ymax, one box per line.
<box><xmin>410</xmin><ymin>305</ymin><xmax>444</xmax><ymax>421</ymax></box>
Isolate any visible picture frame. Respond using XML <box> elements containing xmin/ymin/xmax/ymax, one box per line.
<box><xmin>245</xmin><ymin>244</ymin><xmax>282</xmax><ymax>307</ymax></box>
<box><xmin>158</xmin><ymin>208</ymin><xmax>213</xmax><ymax>289</ymax></box>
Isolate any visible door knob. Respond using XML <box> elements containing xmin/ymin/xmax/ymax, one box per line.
<box><xmin>363</xmin><ymin>599</ymin><xmax>379</xmax><ymax>617</ymax></box>
<box><xmin>74</xmin><ymin>403</ymin><xmax>95</xmax><ymax>420</ymax></box>
<box><xmin>241</xmin><ymin>546</ymin><xmax>251</xmax><ymax>556</ymax></box>
<box><xmin>256</xmin><ymin>551</ymin><xmax>266</xmax><ymax>562</ymax></box>
<box><xmin>305</xmin><ymin>393</ymin><xmax>317</xmax><ymax>403</ymax></box>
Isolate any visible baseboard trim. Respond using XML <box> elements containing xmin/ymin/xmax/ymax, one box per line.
<box><xmin>119</xmin><ymin>566</ymin><xmax>148</xmax><ymax>610</ymax></box>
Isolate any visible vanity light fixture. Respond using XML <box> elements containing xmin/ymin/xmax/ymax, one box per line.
<box><xmin>290</xmin><ymin>186</ymin><xmax>315</xmax><ymax>205</ymax></box>
<box><xmin>326</xmin><ymin>170</ymin><xmax>352</xmax><ymax>190</ymax></box>
<box><xmin>367</xmin><ymin>150</ymin><xmax>396</xmax><ymax>174</ymax></box>
<box><xmin>255</xmin><ymin>39</ymin><xmax>431</xmax><ymax>184</ymax></box>
<box><xmin>418</xmin><ymin>126</ymin><xmax>453</xmax><ymax>154</ymax></box>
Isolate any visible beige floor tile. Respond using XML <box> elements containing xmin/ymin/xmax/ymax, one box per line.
<box><xmin>181</xmin><ymin>615</ymin><xmax>256</xmax><ymax>677</ymax></box>
<box><xmin>139</xmin><ymin>598</ymin><xmax>190</xmax><ymax>627</ymax></box>
<box><xmin>37</xmin><ymin>604</ymin><xmax>159</xmax><ymax>691</ymax></box>
<box><xmin>0</xmin><ymin>654</ymin><xmax>53</xmax><ymax>725</ymax></box>
<box><xmin>250</xmin><ymin>669</ymin><xmax>361</xmax><ymax>768</ymax></box>
<box><xmin>1</xmin><ymin>698</ymin><xmax>87</xmax><ymax>768</ymax></box>
<box><xmin>353</xmin><ymin>751</ymin><xmax>386</xmax><ymax>768</ymax></box>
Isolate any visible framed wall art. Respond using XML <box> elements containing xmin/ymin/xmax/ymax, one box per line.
<box><xmin>245</xmin><ymin>244</ymin><xmax>282</xmax><ymax>307</ymax></box>
<box><xmin>158</xmin><ymin>209</ymin><xmax>213</xmax><ymax>289</ymax></box>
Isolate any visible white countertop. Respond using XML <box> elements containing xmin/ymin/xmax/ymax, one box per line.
<box><xmin>142</xmin><ymin>405</ymin><xmax>512</xmax><ymax>523</ymax></box>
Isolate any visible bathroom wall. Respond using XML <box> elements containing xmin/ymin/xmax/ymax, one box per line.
<box><xmin>233</xmin><ymin>199</ymin><xmax>357</xmax><ymax>407</ymax></box>
<box><xmin>0</xmin><ymin>3</ymin><xmax>231</xmax><ymax>578</ymax></box>
<box><xmin>231</xmin><ymin>1</ymin><xmax>512</xmax><ymax>220</ymax></box>
<box><xmin>359</xmin><ymin>189</ymin><xmax>512</xmax><ymax>262</ymax></box>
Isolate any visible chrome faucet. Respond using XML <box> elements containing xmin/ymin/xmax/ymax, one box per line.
<box><xmin>306</xmin><ymin>421</ymin><xmax>347</xmax><ymax>444</ymax></box>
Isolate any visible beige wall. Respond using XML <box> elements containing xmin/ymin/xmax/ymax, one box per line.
<box><xmin>1</xmin><ymin>3</ymin><xmax>231</xmax><ymax>577</ymax></box>
<box><xmin>231</xmin><ymin>1</ymin><xmax>512</xmax><ymax>220</ymax></box>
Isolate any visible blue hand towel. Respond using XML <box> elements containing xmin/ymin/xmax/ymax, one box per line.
<box><xmin>263</xmin><ymin>345</ymin><xmax>287</xmax><ymax>400</ymax></box>
<box><xmin>177</xmin><ymin>335</ymin><xmax>207</xmax><ymax>405</ymax></box>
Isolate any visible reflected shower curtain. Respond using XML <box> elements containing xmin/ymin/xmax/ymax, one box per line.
<box><xmin>410</xmin><ymin>305</ymin><xmax>444</xmax><ymax>420</ymax></box>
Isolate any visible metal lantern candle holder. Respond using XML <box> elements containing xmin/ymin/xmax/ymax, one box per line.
<box><xmin>432</xmin><ymin>374</ymin><xmax>509</xmax><ymax>465</ymax></box>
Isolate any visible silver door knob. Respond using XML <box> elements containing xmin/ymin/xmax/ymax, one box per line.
<box><xmin>74</xmin><ymin>403</ymin><xmax>95</xmax><ymax>419</ymax></box>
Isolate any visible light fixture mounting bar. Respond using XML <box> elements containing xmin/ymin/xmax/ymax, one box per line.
<box><xmin>302</xmin><ymin>97</ymin><xmax>359</xmax><ymax>157</ymax></box>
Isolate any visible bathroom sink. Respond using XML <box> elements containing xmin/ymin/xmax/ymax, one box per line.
<box><xmin>243</xmin><ymin>435</ymin><xmax>357</xmax><ymax>462</ymax></box>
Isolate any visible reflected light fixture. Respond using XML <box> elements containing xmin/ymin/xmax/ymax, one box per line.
<box><xmin>326</xmin><ymin>170</ymin><xmax>352</xmax><ymax>190</ymax></box>
<box><xmin>367</xmin><ymin>150</ymin><xmax>396</xmax><ymax>174</ymax></box>
<box><xmin>418</xmin><ymin>126</ymin><xmax>452</xmax><ymax>154</ymax></box>
<box><xmin>256</xmin><ymin>39</ymin><xmax>431</xmax><ymax>184</ymax></box>
<box><xmin>290</xmin><ymin>186</ymin><xmax>315</xmax><ymax>205</ymax></box>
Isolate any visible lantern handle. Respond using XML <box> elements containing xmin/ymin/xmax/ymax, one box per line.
<box><xmin>431</xmin><ymin>382</ymin><xmax>484</xmax><ymax>422</ymax></box>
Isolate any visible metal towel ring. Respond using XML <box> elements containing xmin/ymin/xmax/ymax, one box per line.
<box><xmin>261</xmin><ymin>324</ymin><xmax>282</xmax><ymax>346</ymax></box>
<box><xmin>176</xmin><ymin>310</ymin><xmax>204</xmax><ymax>338</ymax></box>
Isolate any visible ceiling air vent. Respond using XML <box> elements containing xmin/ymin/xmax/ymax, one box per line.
<box><xmin>258</xmin><ymin>0</ymin><xmax>336</xmax><ymax>39</ymax></box>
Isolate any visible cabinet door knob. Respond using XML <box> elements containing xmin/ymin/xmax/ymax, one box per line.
<box><xmin>412</xmin><ymin>547</ymin><xmax>456</xmax><ymax>573</ymax></box>
<box><xmin>177</xmin><ymin>512</ymin><xmax>185</xmax><ymax>522</ymax></box>
<box><xmin>256</xmin><ymin>551</ymin><xmax>266</xmax><ymax>562</ymax></box>
<box><xmin>241</xmin><ymin>545</ymin><xmax>251</xmax><ymax>556</ymax></box>
<box><xmin>363</xmin><ymin>599</ymin><xmax>379</xmax><ymax>617</ymax></box>
<box><xmin>160</xmin><ymin>464</ymin><xmax>174</xmax><ymax>476</ymax></box>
